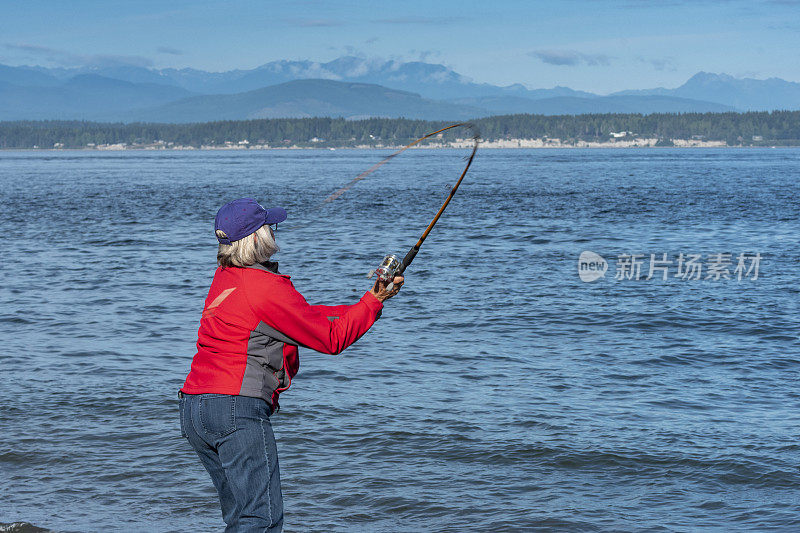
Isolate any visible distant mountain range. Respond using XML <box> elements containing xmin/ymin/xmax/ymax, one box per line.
<box><xmin>0</xmin><ymin>57</ymin><xmax>798</xmax><ymax>123</ymax></box>
<box><xmin>0</xmin><ymin>72</ymin><xmax>193</xmax><ymax>121</ymax></box>
<box><xmin>611</xmin><ymin>72</ymin><xmax>800</xmax><ymax>111</ymax></box>
<box><xmin>127</xmin><ymin>79</ymin><xmax>483</xmax><ymax>122</ymax></box>
<box><xmin>10</xmin><ymin>57</ymin><xmax>597</xmax><ymax>100</ymax></box>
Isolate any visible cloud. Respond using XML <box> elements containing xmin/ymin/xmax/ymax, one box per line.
<box><xmin>4</xmin><ymin>42</ymin><xmax>153</xmax><ymax>68</ymax></box>
<box><xmin>285</xmin><ymin>18</ymin><xmax>345</xmax><ymax>27</ymax></box>
<box><xmin>342</xmin><ymin>45</ymin><xmax>364</xmax><ymax>57</ymax></box>
<box><xmin>408</xmin><ymin>49</ymin><xmax>441</xmax><ymax>62</ymax></box>
<box><xmin>529</xmin><ymin>49</ymin><xmax>612</xmax><ymax>67</ymax></box>
<box><xmin>372</xmin><ymin>16</ymin><xmax>467</xmax><ymax>25</ymax></box>
<box><xmin>122</xmin><ymin>9</ymin><xmax>190</xmax><ymax>23</ymax></box>
<box><xmin>768</xmin><ymin>21</ymin><xmax>800</xmax><ymax>31</ymax></box>
<box><xmin>84</xmin><ymin>54</ymin><xmax>154</xmax><ymax>68</ymax></box>
<box><xmin>619</xmin><ymin>0</ymin><xmax>743</xmax><ymax>7</ymax></box>
<box><xmin>636</xmin><ymin>56</ymin><xmax>677</xmax><ymax>71</ymax></box>
<box><xmin>156</xmin><ymin>46</ymin><xmax>184</xmax><ymax>55</ymax></box>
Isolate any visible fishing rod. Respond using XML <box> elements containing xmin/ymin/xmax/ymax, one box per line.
<box><xmin>365</xmin><ymin>123</ymin><xmax>481</xmax><ymax>291</ymax></box>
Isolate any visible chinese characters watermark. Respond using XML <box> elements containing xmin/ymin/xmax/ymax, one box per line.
<box><xmin>578</xmin><ymin>251</ymin><xmax>761</xmax><ymax>283</ymax></box>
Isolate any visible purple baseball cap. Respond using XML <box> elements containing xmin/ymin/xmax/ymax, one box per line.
<box><xmin>214</xmin><ymin>198</ymin><xmax>287</xmax><ymax>245</ymax></box>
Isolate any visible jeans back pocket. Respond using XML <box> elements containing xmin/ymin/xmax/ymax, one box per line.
<box><xmin>199</xmin><ymin>395</ymin><xmax>237</xmax><ymax>437</ymax></box>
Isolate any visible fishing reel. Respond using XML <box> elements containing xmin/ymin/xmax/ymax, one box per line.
<box><xmin>367</xmin><ymin>254</ymin><xmax>402</xmax><ymax>292</ymax></box>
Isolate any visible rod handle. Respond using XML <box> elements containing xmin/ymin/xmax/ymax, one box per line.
<box><xmin>397</xmin><ymin>246</ymin><xmax>419</xmax><ymax>275</ymax></box>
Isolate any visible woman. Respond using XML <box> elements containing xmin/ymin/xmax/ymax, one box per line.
<box><xmin>179</xmin><ymin>198</ymin><xmax>403</xmax><ymax>532</ymax></box>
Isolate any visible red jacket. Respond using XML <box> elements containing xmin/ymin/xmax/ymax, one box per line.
<box><xmin>181</xmin><ymin>262</ymin><xmax>383</xmax><ymax>409</ymax></box>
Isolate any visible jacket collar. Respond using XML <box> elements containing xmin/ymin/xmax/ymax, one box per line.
<box><xmin>244</xmin><ymin>260</ymin><xmax>290</xmax><ymax>278</ymax></box>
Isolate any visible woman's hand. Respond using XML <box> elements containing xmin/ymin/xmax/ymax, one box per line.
<box><xmin>369</xmin><ymin>274</ymin><xmax>404</xmax><ymax>303</ymax></box>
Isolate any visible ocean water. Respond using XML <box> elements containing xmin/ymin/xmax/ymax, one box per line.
<box><xmin>0</xmin><ymin>148</ymin><xmax>798</xmax><ymax>533</ymax></box>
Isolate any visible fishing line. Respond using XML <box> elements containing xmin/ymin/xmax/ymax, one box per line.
<box><xmin>324</xmin><ymin>122</ymin><xmax>480</xmax><ymax>203</ymax></box>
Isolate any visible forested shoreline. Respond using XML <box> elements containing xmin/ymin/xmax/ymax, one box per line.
<box><xmin>1</xmin><ymin>111</ymin><xmax>800</xmax><ymax>149</ymax></box>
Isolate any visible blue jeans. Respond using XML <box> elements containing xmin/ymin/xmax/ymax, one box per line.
<box><xmin>179</xmin><ymin>393</ymin><xmax>283</xmax><ymax>532</ymax></box>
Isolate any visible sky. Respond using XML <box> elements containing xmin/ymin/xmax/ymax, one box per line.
<box><xmin>1</xmin><ymin>0</ymin><xmax>799</xmax><ymax>94</ymax></box>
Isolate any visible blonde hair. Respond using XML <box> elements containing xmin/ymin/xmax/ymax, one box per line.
<box><xmin>216</xmin><ymin>225</ymin><xmax>279</xmax><ymax>268</ymax></box>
